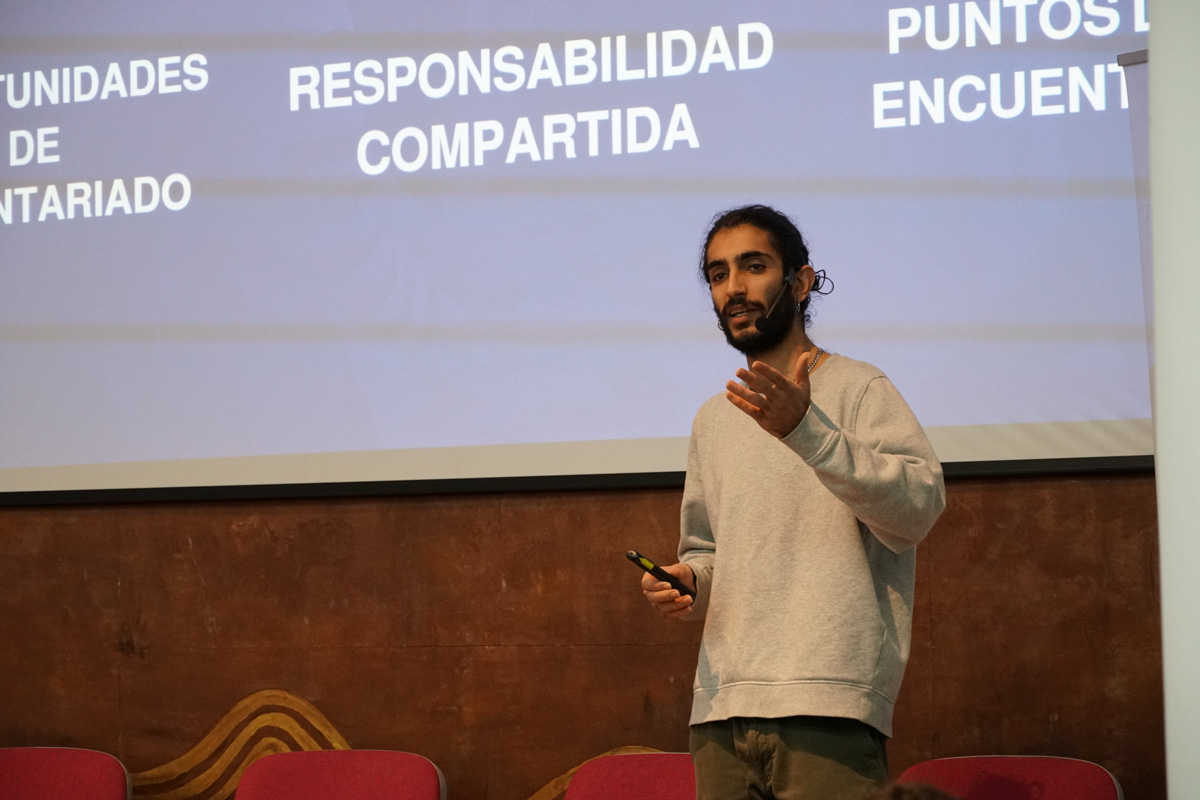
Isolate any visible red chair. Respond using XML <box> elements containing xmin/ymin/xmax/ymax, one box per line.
<box><xmin>564</xmin><ymin>752</ymin><xmax>695</xmax><ymax>800</ymax></box>
<box><xmin>897</xmin><ymin>755</ymin><xmax>1123</xmax><ymax>800</ymax></box>
<box><xmin>234</xmin><ymin>750</ymin><xmax>446</xmax><ymax>800</ymax></box>
<box><xmin>0</xmin><ymin>747</ymin><xmax>130</xmax><ymax>800</ymax></box>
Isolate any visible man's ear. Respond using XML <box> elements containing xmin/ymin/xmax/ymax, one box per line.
<box><xmin>792</xmin><ymin>264</ymin><xmax>816</xmax><ymax>301</ymax></box>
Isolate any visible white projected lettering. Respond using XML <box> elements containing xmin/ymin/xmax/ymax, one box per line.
<box><xmin>0</xmin><ymin>174</ymin><xmax>191</xmax><ymax>225</ymax></box>
<box><xmin>289</xmin><ymin>24</ymin><xmax>772</xmax><ymax>109</ymax></box>
<box><xmin>888</xmin><ymin>0</ymin><xmax>1139</xmax><ymax>52</ymax></box>
<box><xmin>284</xmin><ymin>23</ymin><xmax>766</xmax><ymax>177</ymax></box>
<box><xmin>355</xmin><ymin>104</ymin><xmax>699</xmax><ymax>174</ymax></box>
<box><xmin>1</xmin><ymin>55</ymin><xmax>206</xmax><ymax>226</ymax></box>
<box><xmin>874</xmin><ymin>61</ymin><xmax>1127</xmax><ymax>126</ymax></box>
<box><xmin>876</xmin><ymin>0</ymin><xmax>1144</xmax><ymax>128</ymax></box>
<box><xmin>2</xmin><ymin>55</ymin><xmax>209</xmax><ymax>108</ymax></box>
<box><xmin>8</xmin><ymin>127</ymin><xmax>59</xmax><ymax>165</ymax></box>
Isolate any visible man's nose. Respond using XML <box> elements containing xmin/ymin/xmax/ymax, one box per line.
<box><xmin>727</xmin><ymin>268</ymin><xmax>746</xmax><ymax>296</ymax></box>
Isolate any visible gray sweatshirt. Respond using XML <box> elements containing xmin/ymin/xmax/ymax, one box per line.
<box><xmin>679</xmin><ymin>353</ymin><xmax>945</xmax><ymax>737</ymax></box>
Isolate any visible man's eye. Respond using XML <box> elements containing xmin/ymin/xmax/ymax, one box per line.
<box><xmin>710</xmin><ymin>271</ymin><xmax>727</xmax><ymax>283</ymax></box>
<box><xmin>747</xmin><ymin>263</ymin><xmax>765</xmax><ymax>272</ymax></box>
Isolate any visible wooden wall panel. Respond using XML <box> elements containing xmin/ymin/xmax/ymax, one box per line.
<box><xmin>482</xmin><ymin>490</ymin><xmax>698</xmax><ymax>647</ymax></box>
<box><xmin>0</xmin><ymin>507</ymin><xmax>123</xmax><ymax>753</ymax></box>
<box><xmin>117</xmin><ymin>498</ymin><xmax>412</xmax><ymax>652</ymax></box>
<box><xmin>0</xmin><ymin>474</ymin><xmax>1165</xmax><ymax>799</ymax></box>
<box><xmin>890</xmin><ymin>537</ymin><xmax>936</xmax><ymax>767</ymax></box>
<box><xmin>912</xmin><ymin>473</ymin><xmax>1163</xmax><ymax>796</ymax></box>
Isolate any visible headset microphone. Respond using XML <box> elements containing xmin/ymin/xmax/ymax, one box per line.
<box><xmin>754</xmin><ymin>267</ymin><xmax>799</xmax><ymax>332</ymax></box>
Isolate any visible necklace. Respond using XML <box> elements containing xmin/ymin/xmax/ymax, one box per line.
<box><xmin>806</xmin><ymin>348</ymin><xmax>824</xmax><ymax>374</ymax></box>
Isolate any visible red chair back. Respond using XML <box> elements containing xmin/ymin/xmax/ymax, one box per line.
<box><xmin>234</xmin><ymin>750</ymin><xmax>445</xmax><ymax>800</ymax></box>
<box><xmin>0</xmin><ymin>747</ymin><xmax>130</xmax><ymax>800</ymax></box>
<box><xmin>564</xmin><ymin>752</ymin><xmax>695</xmax><ymax>800</ymax></box>
<box><xmin>897</xmin><ymin>756</ymin><xmax>1123</xmax><ymax>800</ymax></box>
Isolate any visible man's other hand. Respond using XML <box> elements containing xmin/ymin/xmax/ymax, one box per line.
<box><xmin>641</xmin><ymin>562</ymin><xmax>696</xmax><ymax>619</ymax></box>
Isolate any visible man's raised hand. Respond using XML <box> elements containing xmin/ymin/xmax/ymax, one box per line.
<box><xmin>725</xmin><ymin>350</ymin><xmax>815</xmax><ymax>438</ymax></box>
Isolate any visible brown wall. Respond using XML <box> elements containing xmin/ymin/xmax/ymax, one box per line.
<box><xmin>0</xmin><ymin>471</ymin><xmax>1163</xmax><ymax>798</ymax></box>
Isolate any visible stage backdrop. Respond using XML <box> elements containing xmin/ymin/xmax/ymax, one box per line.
<box><xmin>1</xmin><ymin>1</ymin><xmax>1152</xmax><ymax>494</ymax></box>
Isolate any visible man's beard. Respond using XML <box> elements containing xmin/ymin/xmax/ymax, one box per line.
<box><xmin>715</xmin><ymin>287</ymin><xmax>796</xmax><ymax>357</ymax></box>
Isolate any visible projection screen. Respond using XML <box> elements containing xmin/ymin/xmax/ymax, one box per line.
<box><xmin>0</xmin><ymin>1</ymin><xmax>1153</xmax><ymax>495</ymax></box>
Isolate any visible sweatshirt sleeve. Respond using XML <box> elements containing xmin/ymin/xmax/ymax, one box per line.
<box><xmin>780</xmin><ymin>375</ymin><xmax>946</xmax><ymax>553</ymax></box>
<box><xmin>677</xmin><ymin>425</ymin><xmax>715</xmax><ymax>621</ymax></box>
